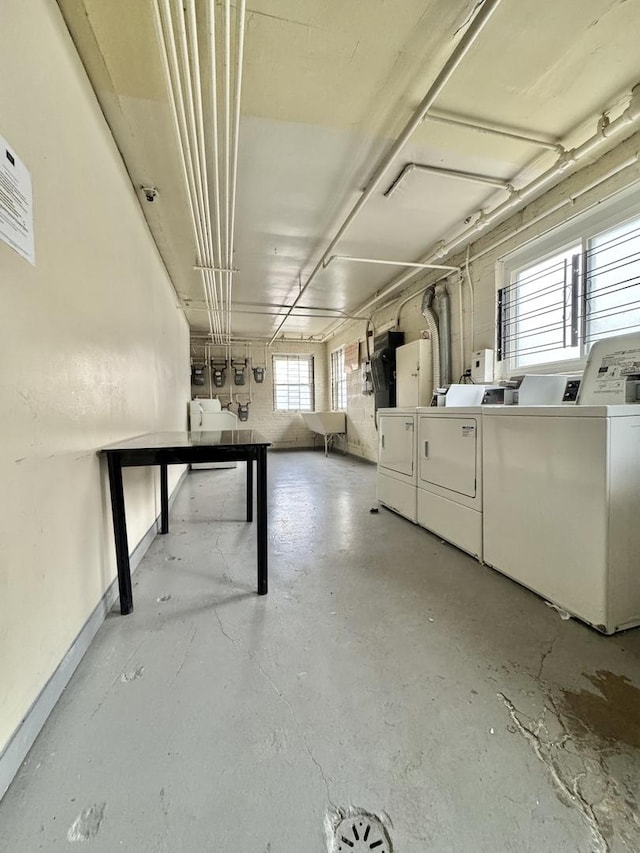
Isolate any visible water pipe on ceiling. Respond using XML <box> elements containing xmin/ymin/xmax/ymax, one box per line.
<box><xmin>323</xmin><ymin>255</ymin><xmax>459</xmax><ymax>272</ymax></box>
<box><xmin>384</xmin><ymin>162</ymin><xmax>511</xmax><ymax>198</ymax></box>
<box><xmin>266</xmin><ymin>0</ymin><xmax>504</xmax><ymax>345</ymax></box>
<box><xmin>154</xmin><ymin>0</ymin><xmax>246</xmax><ymax>344</ymax></box>
<box><xmin>323</xmin><ymin>83</ymin><xmax>640</xmax><ymax>344</ymax></box>
<box><xmin>154</xmin><ymin>0</ymin><xmax>219</xmax><ymax>340</ymax></box>
<box><xmin>425</xmin><ymin>109</ymin><xmax>562</xmax><ymax>152</ymax></box>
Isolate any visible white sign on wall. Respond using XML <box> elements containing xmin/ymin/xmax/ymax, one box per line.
<box><xmin>0</xmin><ymin>133</ymin><xmax>35</xmax><ymax>265</ymax></box>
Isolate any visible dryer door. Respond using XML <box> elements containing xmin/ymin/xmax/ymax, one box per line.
<box><xmin>419</xmin><ymin>416</ymin><xmax>477</xmax><ymax>498</ymax></box>
<box><xmin>379</xmin><ymin>414</ymin><xmax>415</xmax><ymax>476</ymax></box>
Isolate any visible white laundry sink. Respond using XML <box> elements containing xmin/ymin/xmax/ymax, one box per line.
<box><xmin>301</xmin><ymin>411</ymin><xmax>346</xmax><ymax>456</ymax></box>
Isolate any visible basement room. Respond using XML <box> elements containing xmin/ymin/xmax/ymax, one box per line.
<box><xmin>2</xmin><ymin>0</ymin><xmax>640</xmax><ymax>850</ymax></box>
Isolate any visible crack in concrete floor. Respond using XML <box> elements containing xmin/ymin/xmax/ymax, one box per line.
<box><xmin>498</xmin><ymin>692</ymin><xmax>611</xmax><ymax>853</ymax></box>
<box><xmin>212</xmin><ymin>606</ymin><xmax>336</xmax><ymax>809</ymax></box>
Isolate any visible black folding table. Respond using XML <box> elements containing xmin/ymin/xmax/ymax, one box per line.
<box><xmin>101</xmin><ymin>430</ymin><xmax>271</xmax><ymax>615</ymax></box>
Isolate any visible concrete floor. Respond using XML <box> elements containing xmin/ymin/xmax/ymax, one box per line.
<box><xmin>2</xmin><ymin>451</ymin><xmax>640</xmax><ymax>852</ymax></box>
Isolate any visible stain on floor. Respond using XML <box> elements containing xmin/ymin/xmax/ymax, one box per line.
<box><xmin>559</xmin><ymin>670</ymin><xmax>640</xmax><ymax>751</ymax></box>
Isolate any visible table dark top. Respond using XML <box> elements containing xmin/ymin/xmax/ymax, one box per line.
<box><xmin>101</xmin><ymin>430</ymin><xmax>271</xmax><ymax>453</ymax></box>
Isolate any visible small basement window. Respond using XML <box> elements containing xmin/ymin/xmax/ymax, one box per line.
<box><xmin>497</xmin><ymin>186</ymin><xmax>640</xmax><ymax>373</ymax></box>
<box><xmin>273</xmin><ymin>354</ymin><xmax>314</xmax><ymax>412</ymax></box>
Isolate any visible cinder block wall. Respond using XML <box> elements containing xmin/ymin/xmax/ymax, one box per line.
<box><xmin>190</xmin><ymin>340</ymin><xmax>329</xmax><ymax>448</ymax></box>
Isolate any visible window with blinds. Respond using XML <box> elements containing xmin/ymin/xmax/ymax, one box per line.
<box><xmin>331</xmin><ymin>348</ymin><xmax>346</xmax><ymax>410</ymax></box>
<box><xmin>498</xmin><ymin>202</ymin><xmax>640</xmax><ymax>370</ymax></box>
<box><xmin>272</xmin><ymin>354</ymin><xmax>314</xmax><ymax>411</ymax></box>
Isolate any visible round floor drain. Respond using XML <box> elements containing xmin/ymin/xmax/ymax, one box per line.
<box><xmin>332</xmin><ymin>814</ymin><xmax>392</xmax><ymax>852</ymax></box>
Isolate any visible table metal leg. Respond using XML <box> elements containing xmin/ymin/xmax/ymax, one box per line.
<box><xmin>246</xmin><ymin>459</ymin><xmax>253</xmax><ymax>522</ymax></box>
<box><xmin>160</xmin><ymin>463</ymin><xmax>169</xmax><ymax>534</ymax></box>
<box><xmin>256</xmin><ymin>447</ymin><xmax>268</xmax><ymax>595</ymax></box>
<box><xmin>106</xmin><ymin>453</ymin><xmax>133</xmax><ymax>615</ymax></box>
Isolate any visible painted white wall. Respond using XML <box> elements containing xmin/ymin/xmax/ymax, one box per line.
<box><xmin>190</xmin><ymin>340</ymin><xmax>329</xmax><ymax>448</ymax></box>
<box><xmin>0</xmin><ymin>0</ymin><xmax>190</xmax><ymax>755</ymax></box>
<box><xmin>326</xmin><ymin>131</ymin><xmax>640</xmax><ymax>462</ymax></box>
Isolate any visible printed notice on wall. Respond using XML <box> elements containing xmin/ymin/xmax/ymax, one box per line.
<box><xmin>0</xmin><ymin>134</ymin><xmax>35</xmax><ymax>265</ymax></box>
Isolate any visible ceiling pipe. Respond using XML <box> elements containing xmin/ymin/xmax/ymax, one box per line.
<box><xmin>425</xmin><ymin>109</ymin><xmax>562</xmax><ymax>152</ymax></box>
<box><xmin>177</xmin><ymin>0</ymin><xmax>221</xmax><ymax>340</ymax></box>
<box><xmin>224</xmin><ymin>0</ymin><xmax>232</xmax><ymax>344</ymax></box>
<box><xmin>267</xmin><ymin>0</ymin><xmax>503</xmax><ymax>345</ymax></box>
<box><xmin>185</xmin><ymin>299</ymin><xmax>362</xmax><ymax>316</ymax></box>
<box><xmin>424</xmin><ymin>83</ymin><xmax>640</xmax><ymax>261</ymax></box>
<box><xmin>228</xmin><ymin>0</ymin><xmax>247</xmax><ymax>343</ymax></box>
<box><xmin>185</xmin><ymin>0</ymin><xmax>222</xmax><ymax>335</ymax></box>
<box><xmin>185</xmin><ymin>306</ymin><xmax>365</xmax><ymax>319</ymax></box>
<box><xmin>207</xmin><ymin>0</ymin><xmax>225</xmax><ymax>342</ymax></box>
<box><xmin>154</xmin><ymin>0</ymin><xmax>217</xmax><ymax>340</ymax></box>
<box><xmin>322</xmin><ymin>82</ymin><xmax>640</xmax><ymax>342</ymax></box>
<box><xmin>193</xmin><ymin>265</ymin><xmax>238</xmax><ymax>273</ymax></box>
<box><xmin>468</xmin><ymin>152</ymin><xmax>640</xmax><ymax>265</ymax></box>
<box><xmin>156</xmin><ymin>0</ymin><xmax>245</xmax><ymax>344</ymax></box>
<box><xmin>323</xmin><ymin>255</ymin><xmax>459</xmax><ymax>272</ymax></box>
<box><xmin>384</xmin><ymin>162</ymin><xmax>511</xmax><ymax>198</ymax></box>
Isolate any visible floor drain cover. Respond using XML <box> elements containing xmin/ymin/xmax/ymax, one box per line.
<box><xmin>332</xmin><ymin>813</ymin><xmax>392</xmax><ymax>852</ymax></box>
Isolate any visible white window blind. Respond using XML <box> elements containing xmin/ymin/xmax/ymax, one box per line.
<box><xmin>331</xmin><ymin>348</ymin><xmax>346</xmax><ymax>410</ymax></box>
<box><xmin>273</xmin><ymin>354</ymin><xmax>314</xmax><ymax>411</ymax></box>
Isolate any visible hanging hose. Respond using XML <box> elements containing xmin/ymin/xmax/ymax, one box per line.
<box><xmin>422</xmin><ymin>289</ymin><xmax>441</xmax><ymax>391</ymax></box>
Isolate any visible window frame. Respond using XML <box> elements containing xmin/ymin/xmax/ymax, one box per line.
<box><xmin>330</xmin><ymin>347</ymin><xmax>347</xmax><ymax>410</ymax></box>
<box><xmin>272</xmin><ymin>353</ymin><xmax>315</xmax><ymax>412</ymax></box>
<box><xmin>497</xmin><ymin>184</ymin><xmax>640</xmax><ymax>377</ymax></box>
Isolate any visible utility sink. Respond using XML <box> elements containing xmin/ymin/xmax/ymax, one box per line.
<box><xmin>300</xmin><ymin>411</ymin><xmax>346</xmax><ymax>456</ymax></box>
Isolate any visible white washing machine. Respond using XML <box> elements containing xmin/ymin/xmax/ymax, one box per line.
<box><xmin>483</xmin><ymin>404</ymin><xmax>640</xmax><ymax>634</ymax></box>
<box><xmin>189</xmin><ymin>399</ymin><xmax>238</xmax><ymax>469</ymax></box>
<box><xmin>416</xmin><ymin>406</ymin><xmax>483</xmax><ymax>558</ymax></box>
<box><xmin>377</xmin><ymin>407</ymin><xmax>418</xmax><ymax>522</ymax></box>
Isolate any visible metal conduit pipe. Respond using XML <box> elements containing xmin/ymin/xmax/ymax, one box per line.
<box><xmin>395</xmin><ymin>287</ymin><xmax>428</xmax><ymax>328</ymax></box>
<box><xmin>422</xmin><ymin>290</ymin><xmax>441</xmax><ymax>391</ymax></box>
<box><xmin>444</xmin><ymin>83</ymin><xmax>640</xmax><ymax>254</ymax></box>
<box><xmin>207</xmin><ymin>0</ymin><xmax>225</xmax><ymax>340</ymax></box>
<box><xmin>324</xmin><ymin>83</ymin><xmax>640</xmax><ymax>343</ymax></box>
<box><xmin>434</xmin><ymin>284</ymin><xmax>452</xmax><ymax>387</ymax></box>
<box><xmin>224</xmin><ymin>0</ymin><xmax>232</xmax><ymax>342</ymax></box>
<box><xmin>228</xmin><ymin>0</ymin><xmax>247</xmax><ymax>342</ymax></box>
<box><xmin>384</xmin><ymin>162</ymin><xmax>510</xmax><ymax>198</ymax></box>
<box><xmin>465</xmin><ymin>245</ymin><xmax>476</xmax><ymax>353</ymax></box>
<box><xmin>155</xmin><ymin>0</ymin><xmax>217</xmax><ymax>340</ymax></box>
<box><xmin>185</xmin><ymin>306</ymin><xmax>366</xmax><ymax>319</ymax></box>
<box><xmin>185</xmin><ymin>0</ymin><xmax>221</xmax><ymax>330</ymax></box>
<box><xmin>173</xmin><ymin>0</ymin><xmax>225</xmax><ymax>340</ymax></box>
<box><xmin>426</xmin><ymin>110</ymin><xmax>562</xmax><ymax>152</ymax></box>
<box><xmin>468</xmin><ymin>153</ymin><xmax>640</xmax><ymax>266</ymax></box>
<box><xmin>267</xmin><ymin>0</ymin><xmax>503</xmax><ymax>345</ymax></box>
<box><xmin>174</xmin><ymin>0</ymin><xmax>221</xmax><ymax>338</ymax></box>
<box><xmin>456</xmin><ymin>272</ymin><xmax>465</xmax><ymax>372</ymax></box>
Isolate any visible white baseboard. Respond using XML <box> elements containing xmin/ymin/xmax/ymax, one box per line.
<box><xmin>0</xmin><ymin>467</ymin><xmax>189</xmax><ymax>802</ymax></box>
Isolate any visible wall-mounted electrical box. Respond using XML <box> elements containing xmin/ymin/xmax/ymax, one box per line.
<box><xmin>471</xmin><ymin>349</ymin><xmax>494</xmax><ymax>384</ymax></box>
<box><xmin>371</xmin><ymin>330</ymin><xmax>404</xmax><ymax>410</ymax></box>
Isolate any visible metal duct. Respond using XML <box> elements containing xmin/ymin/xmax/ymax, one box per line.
<box><xmin>434</xmin><ymin>284</ymin><xmax>452</xmax><ymax>387</ymax></box>
<box><xmin>421</xmin><ymin>289</ymin><xmax>441</xmax><ymax>391</ymax></box>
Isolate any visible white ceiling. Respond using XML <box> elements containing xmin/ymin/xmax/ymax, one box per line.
<box><xmin>57</xmin><ymin>0</ymin><xmax>640</xmax><ymax>341</ymax></box>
